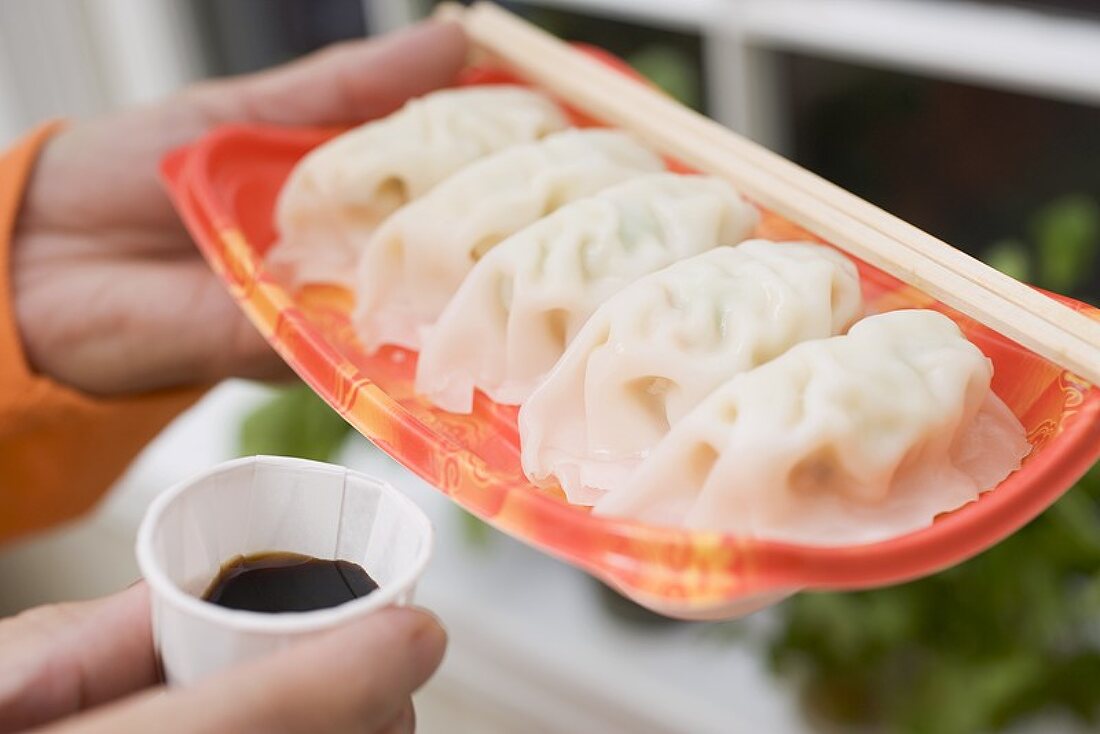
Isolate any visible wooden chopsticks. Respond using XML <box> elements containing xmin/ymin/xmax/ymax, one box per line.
<box><xmin>441</xmin><ymin>1</ymin><xmax>1100</xmax><ymax>386</ymax></box>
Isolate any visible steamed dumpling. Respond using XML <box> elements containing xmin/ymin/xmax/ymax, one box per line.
<box><xmin>594</xmin><ymin>309</ymin><xmax>1031</xmax><ymax>545</ymax></box>
<box><xmin>415</xmin><ymin>174</ymin><xmax>759</xmax><ymax>413</ymax></box>
<box><xmin>520</xmin><ymin>241</ymin><xmax>862</xmax><ymax>504</ymax></box>
<box><xmin>268</xmin><ymin>86</ymin><xmax>567</xmax><ymax>288</ymax></box>
<box><xmin>353</xmin><ymin>130</ymin><xmax>665</xmax><ymax>352</ymax></box>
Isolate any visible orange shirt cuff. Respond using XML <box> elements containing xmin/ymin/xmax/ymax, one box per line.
<box><xmin>0</xmin><ymin>122</ymin><xmax>206</xmax><ymax>544</ymax></box>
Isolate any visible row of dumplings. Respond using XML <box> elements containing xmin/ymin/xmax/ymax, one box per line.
<box><xmin>269</xmin><ymin>85</ymin><xmax>1030</xmax><ymax>546</ymax></box>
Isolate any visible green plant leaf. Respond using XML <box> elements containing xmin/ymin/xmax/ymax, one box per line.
<box><xmin>899</xmin><ymin>653</ymin><xmax>1044</xmax><ymax>734</ymax></box>
<box><xmin>984</xmin><ymin>239</ymin><xmax>1032</xmax><ymax>282</ymax></box>
<box><xmin>1033</xmin><ymin>194</ymin><xmax>1100</xmax><ymax>294</ymax></box>
<box><xmin>239</xmin><ymin>384</ymin><xmax>354</xmax><ymax>462</ymax></box>
<box><xmin>769</xmin><ymin>464</ymin><xmax>1100</xmax><ymax>732</ymax></box>
<box><xmin>457</xmin><ymin>509</ymin><xmax>497</xmax><ymax>550</ymax></box>
<box><xmin>626</xmin><ymin>45</ymin><xmax>701</xmax><ymax>110</ymax></box>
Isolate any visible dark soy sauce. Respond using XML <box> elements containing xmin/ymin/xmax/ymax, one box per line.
<box><xmin>202</xmin><ymin>552</ymin><xmax>378</xmax><ymax>613</ymax></box>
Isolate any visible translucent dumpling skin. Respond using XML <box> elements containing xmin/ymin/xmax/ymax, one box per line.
<box><xmin>353</xmin><ymin>130</ymin><xmax>664</xmax><ymax>352</ymax></box>
<box><xmin>594</xmin><ymin>309</ymin><xmax>1032</xmax><ymax>546</ymax></box>
<box><xmin>415</xmin><ymin>174</ymin><xmax>760</xmax><ymax>414</ymax></box>
<box><xmin>519</xmin><ymin>240</ymin><xmax>863</xmax><ymax>504</ymax></box>
<box><xmin>268</xmin><ymin>86</ymin><xmax>567</xmax><ymax>288</ymax></box>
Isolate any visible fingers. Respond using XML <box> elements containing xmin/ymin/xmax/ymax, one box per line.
<box><xmin>10</xmin><ymin>22</ymin><xmax>470</xmax><ymax>397</ymax></box>
<box><xmin>41</xmin><ymin>607</ymin><xmax>446</xmax><ymax>734</ymax></box>
<box><xmin>0</xmin><ymin>585</ymin><xmax>156</xmax><ymax>734</ymax></box>
<box><xmin>18</xmin><ymin>254</ymin><xmax>293</xmax><ymax>394</ymax></box>
<box><xmin>168</xmin><ymin>265</ymin><xmax>294</xmax><ymax>387</ymax></box>
<box><xmin>14</xmin><ymin>22</ymin><xmax>467</xmax><ymax>239</ymax></box>
<box><xmin>184</xmin><ymin>268</ymin><xmax>295</xmax><ymax>386</ymax></box>
<box><xmin>190</xmin><ymin>20</ymin><xmax>468</xmax><ymax>127</ymax></box>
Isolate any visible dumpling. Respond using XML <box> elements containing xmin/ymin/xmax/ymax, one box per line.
<box><xmin>353</xmin><ymin>129</ymin><xmax>664</xmax><ymax>352</ymax></box>
<box><xmin>594</xmin><ymin>309</ymin><xmax>1032</xmax><ymax>546</ymax></box>
<box><xmin>268</xmin><ymin>86</ymin><xmax>567</xmax><ymax>288</ymax></box>
<box><xmin>519</xmin><ymin>241</ymin><xmax>862</xmax><ymax>504</ymax></box>
<box><xmin>415</xmin><ymin>174</ymin><xmax>759</xmax><ymax>413</ymax></box>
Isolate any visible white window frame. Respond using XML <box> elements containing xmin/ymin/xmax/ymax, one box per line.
<box><xmin>460</xmin><ymin>0</ymin><xmax>1100</xmax><ymax>153</ymax></box>
<box><xmin>0</xmin><ymin>0</ymin><xmax>202</xmax><ymax>146</ymax></box>
<box><xmin>8</xmin><ymin>0</ymin><xmax>1096</xmax><ymax>148</ymax></box>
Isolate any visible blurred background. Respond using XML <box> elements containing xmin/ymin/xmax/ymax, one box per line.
<box><xmin>1</xmin><ymin>1</ymin><xmax>1098</xmax><ymax>732</ymax></box>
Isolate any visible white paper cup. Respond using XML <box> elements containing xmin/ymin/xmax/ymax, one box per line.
<box><xmin>136</xmin><ymin>455</ymin><xmax>433</xmax><ymax>686</ymax></box>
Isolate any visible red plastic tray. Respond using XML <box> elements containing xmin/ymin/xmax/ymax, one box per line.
<box><xmin>162</xmin><ymin>67</ymin><xmax>1100</xmax><ymax>619</ymax></box>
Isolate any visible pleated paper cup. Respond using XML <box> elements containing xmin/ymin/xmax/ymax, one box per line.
<box><xmin>136</xmin><ymin>455</ymin><xmax>433</xmax><ymax>686</ymax></box>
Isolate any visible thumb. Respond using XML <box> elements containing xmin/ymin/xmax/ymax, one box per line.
<box><xmin>43</xmin><ymin>607</ymin><xmax>447</xmax><ymax>734</ymax></box>
<box><xmin>188</xmin><ymin>20</ymin><xmax>468</xmax><ymax>127</ymax></box>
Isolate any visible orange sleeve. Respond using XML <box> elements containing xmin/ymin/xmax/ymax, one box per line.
<box><xmin>0</xmin><ymin>124</ymin><xmax>206</xmax><ymax>544</ymax></box>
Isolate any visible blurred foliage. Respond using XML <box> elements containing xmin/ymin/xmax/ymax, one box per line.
<box><xmin>239</xmin><ymin>383</ymin><xmax>353</xmax><ymax>462</ymax></box>
<box><xmin>512</xmin><ymin>3</ymin><xmax>705</xmax><ymax>113</ymax></box>
<box><xmin>626</xmin><ymin>44</ymin><xmax>702</xmax><ymax>110</ymax></box>
<box><xmin>985</xmin><ymin>195</ymin><xmax>1099</xmax><ymax>303</ymax></box>
<box><xmin>1033</xmin><ymin>195</ymin><xmax>1100</xmax><ymax>299</ymax></box>
<box><xmin>983</xmin><ymin>239</ymin><xmax>1031</xmax><ymax>283</ymax></box>
<box><xmin>458</xmin><ymin>508</ymin><xmax>497</xmax><ymax>550</ymax></box>
<box><xmin>771</xmin><ymin>467</ymin><xmax>1100</xmax><ymax>733</ymax></box>
<box><xmin>769</xmin><ymin>195</ymin><xmax>1100</xmax><ymax>733</ymax></box>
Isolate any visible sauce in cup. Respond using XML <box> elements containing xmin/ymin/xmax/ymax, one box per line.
<box><xmin>203</xmin><ymin>552</ymin><xmax>379</xmax><ymax>613</ymax></box>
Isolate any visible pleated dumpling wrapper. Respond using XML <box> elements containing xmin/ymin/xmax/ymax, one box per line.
<box><xmin>353</xmin><ymin>129</ymin><xmax>664</xmax><ymax>352</ymax></box>
<box><xmin>595</xmin><ymin>309</ymin><xmax>1032</xmax><ymax>545</ymax></box>
<box><xmin>415</xmin><ymin>174</ymin><xmax>759</xmax><ymax>413</ymax></box>
<box><xmin>268</xmin><ymin>86</ymin><xmax>567</xmax><ymax>288</ymax></box>
<box><xmin>520</xmin><ymin>240</ymin><xmax>862</xmax><ymax>505</ymax></box>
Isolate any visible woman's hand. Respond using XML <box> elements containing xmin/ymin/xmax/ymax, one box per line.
<box><xmin>11</xmin><ymin>22</ymin><xmax>466</xmax><ymax>396</ymax></box>
<box><xmin>0</xmin><ymin>584</ymin><xmax>446</xmax><ymax>734</ymax></box>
